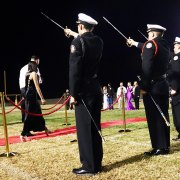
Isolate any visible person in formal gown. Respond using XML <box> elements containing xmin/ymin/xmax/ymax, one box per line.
<box><xmin>20</xmin><ymin>60</ymin><xmax>51</xmax><ymax>142</ymax></box>
<box><xmin>102</xmin><ymin>86</ymin><xmax>108</xmax><ymax>109</ymax></box>
<box><xmin>19</xmin><ymin>55</ymin><xmax>42</xmax><ymax>136</ymax></box>
<box><xmin>126</xmin><ymin>82</ymin><xmax>135</xmax><ymax>110</ymax></box>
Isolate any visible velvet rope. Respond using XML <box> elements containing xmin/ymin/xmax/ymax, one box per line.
<box><xmin>6</xmin><ymin>96</ymin><xmax>71</xmax><ymax>117</ymax></box>
<box><xmin>101</xmin><ymin>95</ymin><xmax>122</xmax><ymax>111</ymax></box>
<box><xmin>0</xmin><ymin>98</ymin><xmax>25</xmax><ymax>114</ymax></box>
<box><xmin>41</xmin><ymin>95</ymin><xmax>64</xmax><ymax>110</ymax></box>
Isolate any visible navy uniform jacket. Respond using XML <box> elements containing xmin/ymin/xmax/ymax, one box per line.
<box><xmin>168</xmin><ymin>52</ymin><xmax>180</xmax><ymax>92</ymax></box>
<box><xmin>137</xmin><ymin>37</ymin><xmax>170</xmax><ymax>149</ymax></box>
<box><xmin>137</xmin><ymin>37</ymin><xmax>170</xmax><ymax>96</ymax></box>
<box><xmin>69</xmin><ymin>32</ymin><xmax>103</xmax><ymax>98</ymax></box>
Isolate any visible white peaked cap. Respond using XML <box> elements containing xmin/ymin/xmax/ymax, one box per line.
<box><xmin>77</xmin><ymin>13</ymin><xmax>98</xmax><ymax>25</ymax></box>
<box><xmin>174</xmin><ymin>37</ymin><xmax>180</xmax><ymax>44</ymax></box>
<box><xmin>147</xmin><ymin>24</ymin><xmax>166</xmax><ymax>32</ymax></box>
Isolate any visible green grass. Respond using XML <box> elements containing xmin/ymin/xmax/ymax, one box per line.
<box><xmin>1</xmin><ymin>102</ymin><xmax>146</xmax><ymax>133</ymax></box>
<box><xmin>0</xmin><ymin>100</ymin><xmax>180</xmax><ymax>180</ymax></box>
<box><xmin>0</xmin><ymin>100</ymin><xmax>173</xmax><ymax>135</ymax></box>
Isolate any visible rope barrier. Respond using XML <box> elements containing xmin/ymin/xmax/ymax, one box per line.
<box><xmin>0</xmin><ymin>98</ymin><xmax>25</xmax><ymax>114</ymax></box>
<box><xmin>101</xmin><ymin>95</ymin><xmax>121</xmax><ymax>111</ymax></box>
<box><xmin>3</xmin><ymin>93</ymin><xmax>124</xmax><ymax>115</ymax></box>
<box><xmin>41</xmin><ymin>95</ymin><xmax>64</xmax><ymax>110</ymax></box>
<box><xmin>5</xmin><ymin>96</ymin><xmax>71</xmax><ymax>117</ymax></box>
<box><xmin>0</xmin><ymin>92</ymin><xmax>17</xmax><ymax>157</ymax></box>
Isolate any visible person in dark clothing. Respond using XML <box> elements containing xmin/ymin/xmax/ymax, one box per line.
<box><xmin>107</xmin><ymin>83</ymin><xmax>115</xmax><ymax>110</ymax></box>
<box><xmin>167</xmin><ymin>37</ymin><xmax>180</xmax><ymax>141</ymax></box>
<box><xmin>133</xmin><ymin>81</ymin><xmax>140</xmax><ymax>110</ymax></box>
<box><xmin>20</xmin><ymin>61</ymin><xmax>50</xmax><ymax>142</ymax></box>
<box><xmin>19</xmin><ymin>55</ymin><xmax>42</xmax><ymax>136</ymax></box>
<box><xmin>127</xmin><ymin>24</ymin><xmax>170</xmax><ymax>156</ymax></box>
<box><xmin>64</xmin><ymin>13</ymin><xmax>103</xmax><ymax>175</ymax></box>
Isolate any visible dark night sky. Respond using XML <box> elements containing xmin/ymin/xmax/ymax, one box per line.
<box><xmin>1</xmin><ymin>0</ymin><xmax>180</xmax><ymax>98</ymax></box>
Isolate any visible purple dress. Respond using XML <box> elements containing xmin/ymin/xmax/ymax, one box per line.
<box><xmin>126</xmin><ymin>86</ymin><xmax>135</xmax><ymax>110</ymax></box>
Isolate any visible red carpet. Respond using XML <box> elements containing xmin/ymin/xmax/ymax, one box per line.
<box><xmin>0</xmin><ymin>117</ymin><xmax>146</xmax><ymax>146</ymax></box>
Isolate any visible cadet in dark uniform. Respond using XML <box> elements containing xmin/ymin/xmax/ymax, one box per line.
<box><xmin>127</xmin><ymin>24</ymin><xmax>170</xmax><ymax>155</ymax></box>
<box><xmin>167</xmin><ymin>37</ymin><xmax>180</xmax><ymax>141</ymax></box>
<box><xmin>64</xmin><ymin>13</ymin><xmax>103</xmax><ymax>175</ymax></box>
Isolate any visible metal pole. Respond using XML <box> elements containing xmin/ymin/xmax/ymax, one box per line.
<box><xmin>4</xmin><ymin>71</ymin><xmax>6</xmax><ymax>96</ymax></box>
<box><xmin>0</xmin><ymin>92</ymin><xmax>17</xmax><ymax>157</ymax></box>
<box><xmin>119</xmin><ymin>89</ymin><xmax>131</xmax><ymax>133</ymax></box>
<box><xmin>122</xmin><ymin>90</ymin><xmax>126</xmax><ymax>130</ymax></box>
<box><xmin>64</xmin><ymin>103</ymin><xmax>68</xmax><ymax>125</ymax></box>
<box><xmin>62</xmin><ymin>93</ymin><xmax>70</xmax><ymax>126</ymax></box>
<box><xmin>15</xmin><ymin>95</ymin><xmax>18</xmax><ymax>105</ymax></box>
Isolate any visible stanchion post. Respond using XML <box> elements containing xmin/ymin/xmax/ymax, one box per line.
<box><xmin>15</xmin><ymin>95</ymin><xmax>18</xmax><ymax>105</ymax></box>
<box><xmin>64</xmin><ymin>100</ymin><xmax>68</xmax><ymax>125</ymax></box>
<box><xmin>62</xmin><ymin>92</ymin><xmax>71</xmax><ymax>126</ymax></box>
<box><xmin>4</xmin><ymin>71</ymin><xmax>6</xmax><ymax>107</ymax></box>
<box><xmin>122</xmin><ymin>92</ymin><xmax>126</xmax><ymax>130</ymax></box>
<box><xmin>4</xmin><ymin>71</ymin><xmax>6</xmax><ymax>96</ymax></box>
<box><xmin>119</xmin><ymin>89</ymin><xmax>131</xmax><ymax>133</ymax></box>
<box><xmin>0</xmin><ymin>92</ymin><xmax>18</xmax><ymax>157</ymax></box>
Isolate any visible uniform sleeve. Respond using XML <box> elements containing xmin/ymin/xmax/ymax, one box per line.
<box><xmin>137</xmin><ymin>42</ymin><xmax>144</xmax><ymax>49</ymax></box>
<box><xmin>140</xmin><ymin>41</ymin><xmax>156</xmax><ymax>91</ymax></box>
<box><xmin>69</xmin><ymin>38</ymin><xmax>83</xmax><ymax>98</ymax></box>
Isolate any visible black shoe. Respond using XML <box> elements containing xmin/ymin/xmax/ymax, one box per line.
<box><xmin>97</xmin><ymin>166</ymin><xmax>102</xmax><ymax>172</ymax></box>
<box><xmin>26</xmin><ymin>132</ymin><xmax>35</xmax><ymax>137</ymax></box>
<box><xmin>172</xmin><ymin>137</ymin><xmax>180</xmax><ymax>141</ymax></box>
<box><xmin>144</xmin><ymin>148</ymin><xmax>169</xmax><ymax>156</ymax></box>
<box><xmin>153</xmin><ymin>149</ymin><xmax>169</xmax><ymax>155</ymax></box>
<box><xmin>72</xmin><ymin>167</ymin><xmax>98</xmax><ymax>175</ymax></box>
<box><xmin>144</xmin><ymin>149</ymin><xmax>157</xmax><ymax>156</ymax></box>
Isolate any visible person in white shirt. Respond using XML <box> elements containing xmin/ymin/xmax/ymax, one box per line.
<box><xmin>102</xmin><ymin>86</ymin><xmax>108</xmax><ymax>109</ymax></box>
<box><xmin>19</xmin><ymin>55</ymin><xmax>42</xmax><ymax>136</ymax></box>
<box><xmin>116</xmin><ymin>82</ymin><xmax>127</xmax><ymax>109</ymax></box>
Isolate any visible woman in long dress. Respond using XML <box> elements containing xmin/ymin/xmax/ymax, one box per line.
<box><xmin>126</xmin><ymin>82</ymin><xmax>135</xmax><ymax>110</ymax></box>
<box><xmin>102</xmin><ymin>86</ymin><xmax>108</xmax><ymax>109</ymax></box>
<box><xmin>20</xmin><ymin>61</ymin><xmax>50</xmax><ymax>142</ymax></box>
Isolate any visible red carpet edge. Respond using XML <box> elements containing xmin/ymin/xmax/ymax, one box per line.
<box><xmin>0</xmin><ymin>117</ymin><xmax>146</xmax><ymax>146</ymax></box>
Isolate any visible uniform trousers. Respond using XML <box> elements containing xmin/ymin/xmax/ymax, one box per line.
<box><xmin>171</xmin><ymin>93</ymin><xmax>180</xmax><ymax>137</ymax></box>
<box><xmin>75</xmin><ymin>94</ymin><xmax>103</xmax><ymax>172</ymax></box>
<box><xmin>143</xmin><ymin>93</ymin><xmax>170</xmax><ymax>149</ymax></box>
